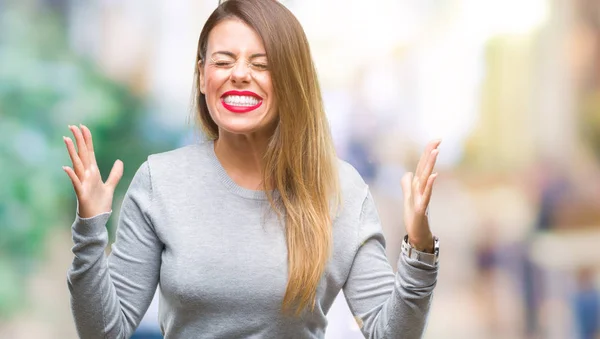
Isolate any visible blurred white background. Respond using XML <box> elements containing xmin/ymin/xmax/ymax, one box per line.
<box><xmin>1</xmin><ymin>0</ymin><xmax>599</xmax><ymax>338</ymax></box>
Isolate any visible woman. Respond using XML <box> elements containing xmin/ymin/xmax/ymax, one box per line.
<box><xmin>63</xmin><ymin>0</ymin><xmax>441</xmax><ymax>338</ymax></box>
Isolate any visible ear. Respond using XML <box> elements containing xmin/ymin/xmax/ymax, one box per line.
<box><xmin>198</xmin><ymin>60</ymin><xmax>206</xmax><ymax>94</ymax></box>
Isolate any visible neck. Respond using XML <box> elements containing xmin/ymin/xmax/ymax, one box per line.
<box><xmin>213</xmin><ymin>131</ymin><xmax>271</xmax><ymax>190</ymax></box>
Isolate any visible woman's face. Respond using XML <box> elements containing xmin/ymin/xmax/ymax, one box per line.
<box><xmin>199</xmin><ymin>19</ymin><xmax>276</xmax><ymax>138</ymax></box>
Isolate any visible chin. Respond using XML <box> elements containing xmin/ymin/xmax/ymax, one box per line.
<box><xmin>212</xmin><ymin>109</ymin><xmax>277</xmax><ymax>137</ymax></box>
<box><xmin>221</xmin><ymin>125</ymin><xmax>261</xmax><ymax>135</ymax></box>
<box><xmin>215</xmin><ymin>118</ymin><xmax>271</xmax><ymax>136</ymax></box>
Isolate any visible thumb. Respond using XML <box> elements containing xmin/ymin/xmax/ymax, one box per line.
<box><xmin>106</xmin><ymin>159</ymin><xmax>124</xmax><ymax>189</ymax></box>
<box><xmin>401</xmin><ymin>172</ymin><xmax>413</xmax><ymax>197</ymax></box>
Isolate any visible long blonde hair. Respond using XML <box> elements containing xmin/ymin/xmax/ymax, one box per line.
<box><xmin>192</xmin><ymin>0</ymin><xmax>340</xmax><ymax>316</ymax></box>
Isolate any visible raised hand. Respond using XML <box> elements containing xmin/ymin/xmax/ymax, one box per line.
<box><xmin>62</xmin><ymin>124</ymin><xmax>123</xmax><ymax>218</ymax></box>
<box><xmin>400</xmin><ymin>139</ymin><xmax>441</xmax><ymax>253</ymax></box>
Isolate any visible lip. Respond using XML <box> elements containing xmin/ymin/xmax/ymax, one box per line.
<box><xmin>220</xmin><ymin>90</ymin><xmax>263</xmax><ymax>114</ymax></box>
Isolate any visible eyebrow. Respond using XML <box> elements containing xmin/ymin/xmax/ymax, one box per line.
<box><xmin>211</xmin><ymin>51</ymin><xmax>267</xmax><ymax>59</ymax></box>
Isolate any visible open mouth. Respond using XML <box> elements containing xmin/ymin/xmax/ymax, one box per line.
<box><xmin>220</xmin><ymin>91</ymin><xmax>263</xmax><ymax>113</ymax></box>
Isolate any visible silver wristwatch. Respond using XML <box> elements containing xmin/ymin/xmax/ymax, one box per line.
<box><xmin>401</xmin><ymin>235</ymin><xmax>440</xmax><ymax>265</ymax></box>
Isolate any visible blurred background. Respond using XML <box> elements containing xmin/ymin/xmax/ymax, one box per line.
<box><xmin>1</xmin><ymin>0</ymin><xmax>599</xmax><ymax>338</ymax></box>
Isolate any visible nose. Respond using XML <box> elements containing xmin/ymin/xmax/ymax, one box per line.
<box><xmin>230</xmin><ymin>61</ymin><xmax>251</xmax><ymax>84</ymax></box>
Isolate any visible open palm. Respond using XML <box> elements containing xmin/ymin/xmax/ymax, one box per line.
<box><xmin>400</xmin><ymin>139</ymin><xmax>441</xmax><ymax>252</ymax></box>
<box><xmin>62</xmin><ymin>125</ymin><xmax>123</xmax><ymax>218</ymax></box>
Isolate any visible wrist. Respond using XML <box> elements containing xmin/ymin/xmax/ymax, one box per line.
<box><xmin>408</xmin><ymin>234</ymin><xmax>435</xmax><ymax>253</ymax></box>
<box><xmin>402</xmin><ymin>234</ymin><xmax>440</xmax><ymax>265</ymax></box>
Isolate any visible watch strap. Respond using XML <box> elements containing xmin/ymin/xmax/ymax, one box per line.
<box><xmin>401</xmin><ymin>235</ymin><xmax>440</xmax><ymax>265</ymax></box>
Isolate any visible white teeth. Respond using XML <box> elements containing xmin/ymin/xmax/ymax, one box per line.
<box><xmin>223</xmin><ymin>95</ymin><xmax>260</xmax><ymax>106</ymax></box>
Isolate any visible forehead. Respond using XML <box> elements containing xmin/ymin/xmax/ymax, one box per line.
<box><xmin>207</xmin><ymin>18</ymin><xmax>265</xmax><ymax>54</ymax></box>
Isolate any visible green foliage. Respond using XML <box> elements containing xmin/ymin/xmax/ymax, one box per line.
<box><xmin>0</xmin><ymin>4</ymin><xmax>177</xmax><ymax>317</ymax></box>
<box><xmin>581</xmin><ymin>91</ymin><xmax>600</xmax><ymax>162</ymax></box>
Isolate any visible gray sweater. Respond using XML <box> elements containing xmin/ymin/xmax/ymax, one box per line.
<box><xmin>67</xmin><ymin>141</ymin><xmax>438</xmax><ymax>339</ymax></box>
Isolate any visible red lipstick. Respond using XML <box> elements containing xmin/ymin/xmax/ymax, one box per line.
<box><xmin>220</xmin><ymin>90</ymin><xmax>263</xmax><ymax>114</ymax></box>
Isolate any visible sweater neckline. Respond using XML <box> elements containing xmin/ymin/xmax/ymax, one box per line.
<box><xmin>205</xmin><ymin>140</ymin><xmax>274</xmax><ymax>201</ymax></box>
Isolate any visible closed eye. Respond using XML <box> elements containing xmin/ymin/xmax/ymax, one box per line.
<box><xmin>213</xmin><ymin>60</ymin><xmax>234</xmax><ymax>67</ymax></box>
<box><xmin>251</xmin><ymin>63</ymin><xmax>268</xmax><ymax>70</ymax></box>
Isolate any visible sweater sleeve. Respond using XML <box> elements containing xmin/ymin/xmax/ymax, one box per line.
<box><xmin>67</xmin><ymin>161</ymin><xmax>163</xmax><ymax>339</ymax></box>
<box><xmin>342</xmin><ymin>189</ymin><xmax>438</xmax><ymax>339</ymax></box>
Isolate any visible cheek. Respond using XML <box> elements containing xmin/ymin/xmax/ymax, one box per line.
<box><xmin>204</xmin><ymin>69</ymin><xmax>228</xmax><ymax>95</ymax></box>
<box><xmin>256</xmin><ymin>74</ymin><xmax>273</xmax><ymax>100</ymax></box>
<box><xmin>204</xmin><ymin>74</ymin><xmax>216</xmax><ymax>93</ymax></box>
<box><xmin>256</xmin><ymin>73</ymin><xmax>272</xmax><ymax>89</ymax></box>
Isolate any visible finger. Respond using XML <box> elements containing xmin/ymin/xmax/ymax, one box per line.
<box><xmin>69</xmin><ymin>125</ymin><xmax>89</xmax><ymax>168</ymax></box>
<box><xmin>80</xmin><ymin>124</ymin><xmax>97</xmax><ymax>166</ymax></box>
<box><xmin>401</xmin><ymin>172</ymin><xmax>413</xmax><ymax>209</ymax></box>
<box><xmin>401</xmin><ymin>172</ymin><xmax>413</xmax><ymax>195</ymax></box>
<box><xmin>63</xmin><ymin>136</ymin><xmax>85</xmax><ymax>179</ymax></box>
<box><xmin>421</xmin><ymin>172</ymin><xmax>438</xmax><ymax>210</ymax></box>
<box><xmin>419</xmin><ymin>149</ymin><xmax>439</xmax><ymax>194</ymax></box>
<box><xmin>105</xmin><ymin>160</ymin><xmax>123</xmax><ymax>189</ymax></box>
<box><xmin>63</xmin><ymin>166</ymin><xmax>82</xmax><ymax>195</ymax></box>
<box><xmin>415</xmin><ymin>139</ymin><xmax>442</xmax><ymax>178</ymax></box>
